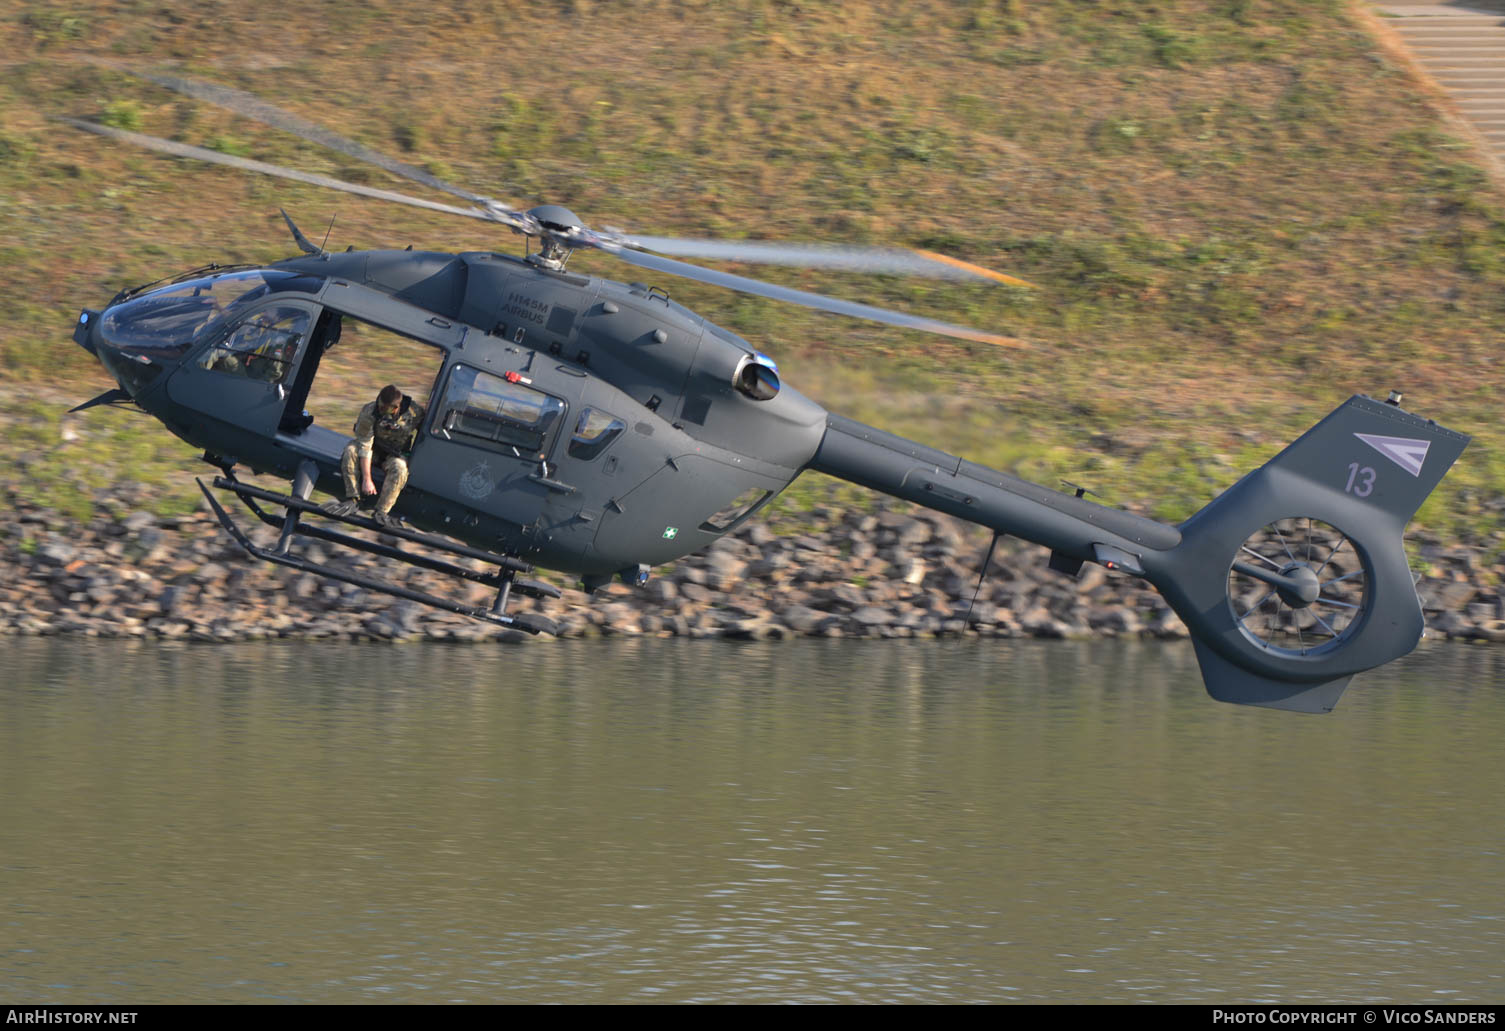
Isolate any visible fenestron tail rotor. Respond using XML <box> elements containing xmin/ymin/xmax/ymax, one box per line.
<box><xmin>1226</xmin><ymin>517</ymin><xmax>1371</xmax><ymax>657</ymax></box>
<box><xmin>1147</xmin><ymin>394</ymin><xmax>1470</xmax><ymax>713</ymax></box>
<box><xmin>61</xmin><ymin>66</ymin><xmax>1034</xmax><ymax>348</ymax></box>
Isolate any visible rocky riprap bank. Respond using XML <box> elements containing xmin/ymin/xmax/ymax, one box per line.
<box><xmin>3</xmin><ymin>486</ymin><xmax>1502</xmax><ymax>644</ymax></box>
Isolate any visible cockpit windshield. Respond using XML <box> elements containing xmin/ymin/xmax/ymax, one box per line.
<box><xmin>99</xmin><ymin>269</ymin><xmax>322</xmax><ymax>361</ymax></box>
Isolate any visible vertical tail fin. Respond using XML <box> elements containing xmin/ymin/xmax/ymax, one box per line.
<box><xmin>1145</xmin><ymin>395</ymin><xmax>1469</xmax><ymax>713</ymax></box>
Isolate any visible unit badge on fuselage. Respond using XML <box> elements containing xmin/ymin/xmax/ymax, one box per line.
<box><xmin>459</xmin><ymin>461</ymin><xmax>496</xmax><ymax>501</ymax></box>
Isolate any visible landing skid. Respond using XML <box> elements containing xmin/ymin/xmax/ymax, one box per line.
<box><xmin>197</xmin><ymin>469</ymin><xmax>561</xmax><ymax>636</ymax></box>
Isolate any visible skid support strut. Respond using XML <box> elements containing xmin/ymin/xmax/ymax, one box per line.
<box><xmin>491</xmin><ymin>574</ymin><xmax>514</xmax><ymax>617</ymax></box>
<box><xmin>274</xmin><ymin>460</ymin><xmax>318</xmax><ymax>556</ymax></box>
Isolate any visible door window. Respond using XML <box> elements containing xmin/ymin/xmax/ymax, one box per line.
<box><xmin>436</xmin><ymin>365</ymin><xmax>565</xmax><ymax>456</ymax></box>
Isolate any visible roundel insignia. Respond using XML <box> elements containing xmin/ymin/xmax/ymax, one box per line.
<box><xmin>662</xmin><ymin>526</ymin><xmax>678</xmax><ymax>540</ymax></box>
<box><xmin>459</xmin><ymin>461</ymin><xmax>496</xmax><ymax>500</ymax></box>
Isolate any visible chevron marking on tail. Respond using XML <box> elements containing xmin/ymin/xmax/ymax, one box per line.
<box><xmin>1354</xmin><ymin>433</ymin><xmax>1430</xmax><ymax>477</ymax></box>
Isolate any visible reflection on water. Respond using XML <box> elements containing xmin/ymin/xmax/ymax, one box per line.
<box><xmin>1</xmin><ymin>637</ymin><xmax>1502</xmax><ymax>1003</ymax></box>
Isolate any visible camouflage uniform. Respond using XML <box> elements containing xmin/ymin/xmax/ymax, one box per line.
<box><xmin>339</xmin><ymin>394</ymin><xmax>427</xmax><ymax>515</ymax></box>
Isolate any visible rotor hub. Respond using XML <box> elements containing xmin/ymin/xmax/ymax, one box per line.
<box><xmin>524</xmin><ymin>205</ymin><xmax>586</xmax><ymax>270</ymax></box>
<box><xmin>526</xmin><ymin>204</ymin><xmax>585</xmax><ymax>234</ymax></box>
<box><xmin>1275</xmin><ymin>563</ymin><xmax>1322</xmax><ymax>608</ymax></box>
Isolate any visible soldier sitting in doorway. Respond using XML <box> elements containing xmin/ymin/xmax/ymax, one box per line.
<box><xmin>321</xmin><ymin>384</ymin><xmax>427</xmax><ymax>529</ymax></box>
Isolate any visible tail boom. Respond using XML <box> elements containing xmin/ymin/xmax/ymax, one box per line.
<box><xmin>808</xmin><ymin>414</ymin><xmax>1181</xmax><ymax>559</ymax></box>
<box><xmin>806</xmin><ymin>396</ymin><xmax>1468</xmax><ymax>712</ymax></box>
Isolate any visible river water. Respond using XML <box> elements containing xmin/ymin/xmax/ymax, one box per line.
<box><xmin>1</xmin><ymin>636</ymin><xmax>1501</xmax><ymax>1004</ymax></box>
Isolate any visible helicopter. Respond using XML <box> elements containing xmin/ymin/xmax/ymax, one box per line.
<box><xmin>63</xmin><ymin>70</ymin><xmax>1469</xmax><ymax>713</ymax></box>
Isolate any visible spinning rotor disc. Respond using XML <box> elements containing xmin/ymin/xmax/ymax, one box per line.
<box><xmin>60</xmin><ymin>63</ymin><xmax>1034</xmax><ymax>350</ymax></box>
<box><xmin>1226</xmin><ymin>517</ymin><xmax>1371</xmax><ymax>657</ymax></box>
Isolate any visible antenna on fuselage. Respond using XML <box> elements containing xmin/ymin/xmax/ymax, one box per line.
<box><xmin>319</xmin><ymin>213</ymin><xmax>337</xmax><ymax>254</ymax></box>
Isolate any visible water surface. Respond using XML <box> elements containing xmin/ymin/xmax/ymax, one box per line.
<box><xmin>1</xmin><ymin>637</ymin><xmax>1501</xmax><ymax>1003</ymax></box>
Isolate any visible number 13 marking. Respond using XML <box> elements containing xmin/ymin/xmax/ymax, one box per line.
<box><xmin>1346</xmin><ymin>462</ymin><xmax>1376</xmax><ymax>497</ymax></box>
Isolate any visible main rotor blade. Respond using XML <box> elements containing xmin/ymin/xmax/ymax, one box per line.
<box><xmin>92</xmin><ymin>62</ymin><xmax>505</xmax><ymax>210</ymax></box>
<box><xmin>59</xmin><ymin>117</ymin><xmax>500</xmax><ymax>223</ymax></box>
<box><xmin>597</xmin><ymin>244</ymin><xmax>1027</xmax><ymax>349</ymax></box>
<box><xmin>94</xmin><ymin>64</ymin><xmax>1035</xmax><ymax>291</ymax></box>
<box><xmin>620</xmin><ymin>235</ymin><xmax>1034</xmax><ymax>286</ymax></box>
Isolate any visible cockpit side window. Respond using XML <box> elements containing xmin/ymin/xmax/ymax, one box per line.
<box><xmin>199</xmin><ymin>305</ymin><xmax>312</xmax><ymax>385</ymax></box>
<box><xmin>567</xmin><ymin>408</ymin><xmax>625</xmax><ymax>460</ymax></box>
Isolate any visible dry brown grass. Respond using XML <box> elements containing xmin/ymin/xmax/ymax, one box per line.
<box><xmin>3</xmin><ymin>0</ymin><xmax>1504</xmax><ymax>535</ymax></box>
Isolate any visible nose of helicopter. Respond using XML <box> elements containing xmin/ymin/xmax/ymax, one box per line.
<box><xmin>75</xmin><ymin>305</ymin><xmax>165</xmax><ymax>401</ymax></box>
<box><xmin>73</xmin><ymin>308</ymin><xmax>101</xmax><ymax>356</ymax></box>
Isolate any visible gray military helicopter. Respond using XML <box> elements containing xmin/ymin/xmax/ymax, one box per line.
<box><xmin>65</xmin><ymin>72</ymin><xmax>1469</xmax><ymax>712</ymax></box>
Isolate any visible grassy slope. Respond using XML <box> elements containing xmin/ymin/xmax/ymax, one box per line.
<box><xmin>1</xmin><ymin>0</ymin><xmax>1502</xmax><ymax>552</ymax></box>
